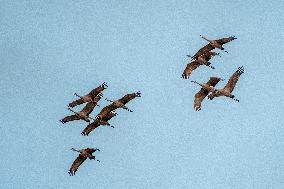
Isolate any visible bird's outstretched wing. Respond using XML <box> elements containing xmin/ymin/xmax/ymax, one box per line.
<box><xmin>223</xmin><ymin>66</ymin><xmax>244</xmax><ymax>93</ymax></box>
<box><xmin>68</xmin><ymin>98</ymin><xmax>85</xmax><ymax>108</ymax></box>
<box><xmin>215</xmin><ymin>36</ymin><xmax>236</xmax><ymax>45</ymax></box>
<box><xmin>192</xmin><ymin>44</ymin><xmax>214</xmax><ymax>60</ymax></box>
<box><xmin>81</xmin><ymin>121</ymin><xmax>100</xmax><ymax>136</ymax></box>
<box><xmin>194</xmin><ymin>77</ymin><xmax>222</xmax><ymax>111</ymax></box>
<box><xmin>68</xmin><ymin>155</ymin><xmax>87</xmax><ymax>176</ymax></box>
<box><xmin>61</xmin><ymin>115</ymin><xmax>80</xmax><ymax>123</ymax></box>
<box><xmin>118</xmin><ymin>92</ymin><xmax>141</xmax><ymax>105</ymax></box>
<box><xmin>182</xmin><ymin>61</ymin><xmax>202</xmax><ymax>79</ymax></box>
<box><xmin>68</xmin><ymin>84</ymin><xmax>106</xmax><ymax>108</ymax></box>
<box><xmin>82</xmin><ymin>112</ymin><xmax>117</xmax><ymax>136</ymax></box>
<box><xmin>80</xmin><ymin>102</ymin><xmax>97</xmax><ymax>116</ymax></box>
<box><xmin>88</xmin><ymin>83</ymin><xmax>107</xmax><ymax>98</ymax></box>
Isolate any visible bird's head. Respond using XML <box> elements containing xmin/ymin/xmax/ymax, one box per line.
<box><xmin>230</xmin><ymin>36</ymin><xmax>237</xmax><ymax>40</ymax></box>
<box><xmin>136</xmin><ymin>91</ymin><xmax>141</xmax><ymax>97</ymax></box>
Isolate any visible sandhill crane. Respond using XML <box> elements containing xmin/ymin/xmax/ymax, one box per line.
<box><xmin>68</xmin><ymin>148</ymin><xmax>100</xmax><ymax>176</ymax></box>
<box><xmin>192</xmin><ymin>35</ymin><xmax>237</xmax><ymax>60</ymax></box>
<box><xmin>60</xmin><ymin>102</ymin><xmax>97</xmax><ymax>124</ymax></box>
<box><xmin>117</xmin><ymin>91</ymin><xmax>141</xmax><ymax>105</ymax></box>
<box><xmin>191</xmin><ymin>77</ymin><xmax>223</xmax><ymax>111</ymax></box>
<box><xmin>182</xmin><ymin>51</ymin><xmax>219</xmax><ymax>79</ymax></box>
<box><xmin>81</xmin><ymin>111</ymin><xmax>117</xmax><ymax>136</ymax></box>
<box><xmin>96</xmin><ymin>92</ymin><xmax>141</xmax><ymax>120</ymax></box>
<box><xmin>104</xmin><ymin>98</ymin><xmax>133</xmax><ymax>112</ymax></box>
<box><xmin>208</xmin><ymin>66</ymin><xmax>244</xmax><ymax>102</ymax></box>
<box><xmin>68</xmin><ymin>82</ymin><xmax>108</xmax><ymax>108</ymax></box>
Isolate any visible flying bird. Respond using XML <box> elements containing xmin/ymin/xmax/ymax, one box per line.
<box><xmin>96</xmin><ymin>92</ymin><xmax>141</xmax><ymax>120</ymax></box>
<box><xmin>182</xmin><ymin>51</ymin><xmax>219</xmax><ymax>79</ymax></box>
<box><xmin>81</xmin><ymin>111</ymin><xmax>117</xmax><ymax>136</ymax></box>
<box><xmin>68</xmin><ymin>148</ymin><xmax>100</xmax><ymax>176</ymax></box>
<box><xmin>191</xmin><ymin>77</ymin><xmax>224</xmax><ymax>111</ymax></box>
<box><xmin>115</xmin><ymin>91</ymin><xmax>141</xmax><ymax>105</ymax></box>
<box><xmin>60</xmin><ymin>101</ymin><xmax>98</xmax><ymax>124</ymax></box>
<box><xmin>192</xmin><ymin>35</ymin><xmax>237</xmax><ymax>60</ymax></box>
<box><xmin>208</xmin><ymin>66</ymin><xmax>244</xmax><ymax>102</ymax></box>
<box><xmin>68</xmin><ymin>82</ymin><xmax>108</xmax><ymax>108</ymax></box>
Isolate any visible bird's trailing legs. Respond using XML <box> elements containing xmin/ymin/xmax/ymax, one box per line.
<box><xmin>215</xmin><ymin>53</ymin><xmax>221</xmax><ymax>57</ymax></box>
<box><xmin>89</xmin><ymin>156</ymin><xmax>100</xmax><ymax>162</ymax></box>
<box><xmin>230</xmin><ymin>96</ymin><xmax>240</xmax><ymax>102</ymax></box>
<box><xmin>206</xmin><ymin>62</ymin><xmax>215</xmax><ymax>69</ymax></box>
<box><xmin>99</xmin><ymin>120</ymin><xmax>115</xmax><ymax>128</ymax></box>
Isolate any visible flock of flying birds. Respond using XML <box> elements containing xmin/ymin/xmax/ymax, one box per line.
<box><xmin>59</xmin><ymin>83</ymin><xmax>141</xmax><ymax>176</ymax></box>
<box><xmin>59</xmin><ymin>34</ymin><xmax>244</xmax><ymax>176</ymax></box>
<box><xmin>182</xmin><ymin>35</ymin><xmax>244</xmax><ymax>111</ymax></box>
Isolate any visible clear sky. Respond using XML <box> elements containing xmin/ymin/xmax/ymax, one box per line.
<box><xmin>1</xmin><ymin>0</ymin><xmax>283</xmax><ymax>188</ymax></box>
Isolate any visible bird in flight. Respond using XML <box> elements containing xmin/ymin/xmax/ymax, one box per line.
<box><xmin>68</xmin><ymin>147</ymin><xmax>100</xmax><ymax>176</ymax></box>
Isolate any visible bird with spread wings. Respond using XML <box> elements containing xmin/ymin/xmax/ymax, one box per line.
<box><xmin>95</xmin><ymin>91</ymin><xmax>141</xmax><ymax>120</ymax></box>
<box><xmin>68</xmin><ymin>148</ymin><xmax>100</xmax><ymax>176</ymax></box>
<box><xmin>208</xmin><ymin>66</ymin><xmax>244</xmax><ymax>102</ymax></box>
<box><xmin>191</xmin><ymin>77</ymin><xmax>223</xmax><ymax>111</ymax></box>
<box><xmin>60</xmin><ymin>101</ymin><xmax>98</xmax><ymax>124</ymax></box>
<box><xmin>191</xmin><ymin>35</ymin><xmax>237</xmax><ymax>60</ymax></box>
<box><xmin>68</xmin><ymin>82</ymin><xmax>108</xmax><ymax>108</ymax></box>
<box><xmin>182</xmin><ymin>51</ymin><xmax>219</xmax><ymax>79</ymax></box>
<box><xmin>81</xmin><ymin>111</ymin><xmax>117</xmax><ymax>136</ymax></box>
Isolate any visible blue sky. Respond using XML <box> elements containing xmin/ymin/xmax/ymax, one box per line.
<box><xmin>1</xmin><ymin>0</ymin><xmax>283</xmax><ymax>188</ymax></box>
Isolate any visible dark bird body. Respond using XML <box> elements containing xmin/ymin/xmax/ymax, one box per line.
<box><xmin>60</xmin><ymin>101</ymin><xmax>99</xmax><ymax>124</ymax></box>
<box><xmin>192</xmin><ymin>77</ymin><xmax>223</xmax><ymax>111</ymax></box>
<box><xmin>192</xmin><ymin>36</ymin><xmax>237</xmax><ymax>60</ymax></box>
<box><xmin>81</xmin><ymin>111</ymin><xmax>117</xmax><ymax>136</ymax></box>
<box><xmin>68</xmin><ymin>148</ymin><xmax>100</xmax><ymax>176</ymax></box>
<box><xmin>182</xmin><ymin>51</ymin><xmax>218</xmax><ymax>79</ymax></box>
<box><xmin>208</xmin><ymin>66</ymin><xmax>244</xmax><ymax>102</ymax></box>
<box><xmin>68</xmin><ymin>82</ymin><xmax>107</xmax><ymax>108</ymax></box>
<box><xmin>96</xmin><ymin>92</ymin><xmax>141</xmax><ymax>120</ymax></box>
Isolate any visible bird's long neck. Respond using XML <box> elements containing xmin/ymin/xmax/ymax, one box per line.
<box><xmin>74</xmin><ymin>93</ymin><xmax>82</xmax><ymax>98</ymax></box>
<box><xmin>68</xmin><ymin>108</ymin><xmax>78</xmax><ymax>114</ymax></box>
<box><xmin>191</xmin><ymin>81</ymin><xmax>203</xmax><ymax>87</ymax></box>
<box><xmin>71</xmin><ymin>148</ymin><xmax>80</xmax><ymax>153</ymax></box>
<box><xmin>200</xmin><ymin>35</ymin><xmax>211</xmax><ymax>43</ymax></box>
